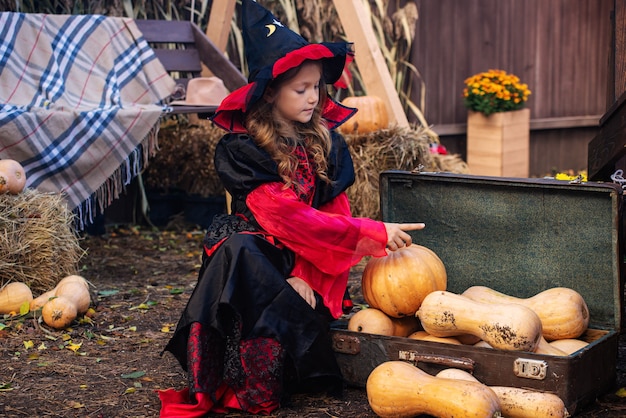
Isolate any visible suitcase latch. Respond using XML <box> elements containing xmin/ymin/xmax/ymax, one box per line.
<box><xmin>514</xmin><ymin>358</ymin><xmax>548</xmax><ymax>380</ymax></box>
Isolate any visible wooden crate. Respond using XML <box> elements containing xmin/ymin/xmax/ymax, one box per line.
<box><xmin>466</xmin><ymin>108</ymin><xmax>530</xmax><ymax>177</ymax></box>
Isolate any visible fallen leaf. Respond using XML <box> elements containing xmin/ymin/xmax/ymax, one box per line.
<box><xmin>121</xmin><ymin>370</ymin><xmax>146</xmax><ymax>379</ymax></box>
<box><xmin>67</xmin><ymin>400</ymin><xmax>84</xmax><ymax>408</ymax></box>
<box><xmin>66</xmin><ymin>341</ymin><xmax>83</xmax><ymax>353</ymax></box>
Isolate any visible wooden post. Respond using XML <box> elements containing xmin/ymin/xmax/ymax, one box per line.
<box><xmin>202</xmin><ymin>0</ymin><xmax>237</xmax><ymax>76</ymax></box>
<box><xmin>588</xmin><ymin>0</ymin><xmax>626</xmax><ymax>180</ymax></box>
<box><xmin>332</xmin><ymin>0</ymin><xmax>409</xmax><ymax>127</ymax></box>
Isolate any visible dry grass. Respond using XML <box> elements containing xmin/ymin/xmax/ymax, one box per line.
<box><xmin>345</xmin><ymin>125</ymin><xmax>469</xmax><ymax>219</ymax></box>
<box><xmin>143</xmin><ymin>120</ymin><xmax>225</xmax><ymax>197</ymax></box>
<box><xmin>0</xmin><ymin>189</ymin><xmax>84</xmax><ymax>293</ymax></box>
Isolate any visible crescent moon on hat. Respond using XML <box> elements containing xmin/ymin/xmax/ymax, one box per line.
<box><xmin>265</xmin><ymin>24</ymin><xmax>276</xmax><ymax>37</ymax></box>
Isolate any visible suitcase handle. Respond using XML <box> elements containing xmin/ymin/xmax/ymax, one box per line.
<box><xmin>398</xmin><ymin>350</ymin><xmax>475</xmax><ymax>371</ymax></box>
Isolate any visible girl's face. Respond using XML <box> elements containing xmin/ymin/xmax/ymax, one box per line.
<box><xmin>266</xmin><ymin>61</ymin><xmax>322</xmax><ymax>125</ymax></box>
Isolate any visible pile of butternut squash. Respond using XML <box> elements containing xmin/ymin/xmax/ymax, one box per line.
<box><xmin>355</xmin><ymin>249</ymin><xmax>591</xmax><ymax>417</ymax></box>
<box><xmin>355</xmin><ymin>246</ymin><xmax>591</xmax><ymax>355</ymax></box>
<box><xmin>0</xmin><ymin>275</ymin><xmax>91</xmax><ymax>330</ymax></box>
<box><xmin>367</xmin><ymin>360</ymin><xmax>571</xmax><ymax>418</ymax></box>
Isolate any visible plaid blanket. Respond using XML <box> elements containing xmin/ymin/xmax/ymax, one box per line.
<box><xmin>0</xmin><ymin>13</ymin><xmax>176</xmax><ymax>228</ymax></box>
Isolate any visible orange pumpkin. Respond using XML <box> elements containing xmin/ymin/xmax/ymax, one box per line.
<box><xmin>361</xmin><ymin>244</ymin><xmax>447</xmax><ymax>318</ymax></box>
<box><xmin>337</xmin><ymin>96</ymin><xmax>389</xmax><ymax>135</ymax></box>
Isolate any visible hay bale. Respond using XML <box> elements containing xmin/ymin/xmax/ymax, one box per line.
<box><xmin>144</xmin><ymin>121</ymin><xmax>225</xmax><ymax>197</ymax></box>
<box><xmin>345</xmin><ymin>125</ymin><xmax>470</xmax><ymax>219</ymax></box>
<box><xmin>0</xmin><ymin>189</ymin><xmax>83</xmax><ymax>293</ymax></box>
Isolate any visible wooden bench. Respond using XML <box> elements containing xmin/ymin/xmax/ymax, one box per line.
<box><xmin>134</xmin><ymin>19</ymin><xmax>247</xmax><ymax>117</ymax></box>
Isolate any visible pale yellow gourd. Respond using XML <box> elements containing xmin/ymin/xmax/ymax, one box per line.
<box><xmin>0</xmin><ymin>282</ymin><xmax>33</xmax><ymax>314</ymax></box>
<box><xmin>548</xmin><ymin>338</ymin><xmax>589</xmax><ymax>355</ymax></box>
<box><xmin>461</xmin><ymin>286</ymin><xmax>589</xmax><ymax>340</ymax></box>
<box><xmin>408</xmin><ymin>330</ymin><xmax>463</xmax><ymax>345</ymax></box>
<box><xmin>366</xmin><ymin>361</ymin><xmax>501</xmax><ymax>418</ymax></box>
<box><xmin>348</xmin><ymin>308</ymin><xmax>421</xmax><ymax>337</ymax></box>
<box><xmin>416</xmin><ymin>291</ymin><xmax>543</xmax><ymax>352</ymax></box>
<box><xmin>436</xmin><ymin>368</ymin><xmax>569</xmax><ymax>418</ymax></box>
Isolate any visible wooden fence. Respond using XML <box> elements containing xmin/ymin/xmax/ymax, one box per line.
<box><xmin>406</xmin><ymin>0</ymin><xmax>614</xmax><ymax>176</ymax></box>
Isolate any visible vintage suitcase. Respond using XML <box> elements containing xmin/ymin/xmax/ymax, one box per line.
<box><xmin>331</xmin><ymin>171</ymin><xmax>623</xmax><ymax>415</ymax></box>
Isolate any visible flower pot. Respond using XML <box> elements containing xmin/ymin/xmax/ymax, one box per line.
<box><xmin>466</xmin><ymin>108</ymin><xmax>530</xmax><ymax>177</ymax></box>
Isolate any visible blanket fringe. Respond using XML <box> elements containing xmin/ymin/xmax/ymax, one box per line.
<box><xmin>74</xmin><ymin>122</ymin><xmax>161</xmax><ymax>230</ymax></box>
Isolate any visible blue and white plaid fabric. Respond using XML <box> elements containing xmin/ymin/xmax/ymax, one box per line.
<box><xmin>0</xmin><ymin>13</ymin><xmax>176</xmax><ymax>227</ymax></box>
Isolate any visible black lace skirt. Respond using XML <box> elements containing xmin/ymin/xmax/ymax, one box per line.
<box><xmin>163</xmin><ymin>218</ymin><xmax>343</xmax><ymax>411</ymax></box>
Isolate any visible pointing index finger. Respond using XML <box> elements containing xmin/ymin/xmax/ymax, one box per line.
<box><xmin>401</xmin><ymin>223</ymin><xmax>426</xmax><ymax>231</ymax></box>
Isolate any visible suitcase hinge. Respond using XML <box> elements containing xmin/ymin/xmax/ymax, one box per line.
<box><xmin>331</xmin><ymin>334</ymin><xmax>361</xmax><ymax>355</ymax></box>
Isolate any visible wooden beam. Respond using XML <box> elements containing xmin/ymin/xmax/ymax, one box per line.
<box><xmin>332</xmin><ymin>0</ymin><xmax>409</xmax><ymax>128</ymax></box>
<box><xmin>205</xmin><ymin>0</ymin><xmax>236</xmax><ymax>52</ymax></box>
<box><xmin>190</xmin><ymin>23</ymin><xmax>247</xmax><ymax>92</ymax></box>
<box><xmin>202</xmin><ymin>0</ymin><xmax>237</xmax><ymax>77</ymax></box>
<box><xmin>433</xmin><ymin>115</ymin><xmax>602</xmax><ymax>137</ymax></box>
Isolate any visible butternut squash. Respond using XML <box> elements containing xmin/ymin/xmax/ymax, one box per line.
<box><xmin>548</xmin><ymin>338</ymin><xmax>589</xmax><ymax>355</ymax></box>
<box><xmin>366</xmin><ymin>361</ymin><xmax>501</xmax><ymax>418</ymax></box>
<box><xmin>41</xmin><ymin>296</ymin><xmax>77</xmax><ymax>329</ymax></box>
<box><xmin>461</xmin><ymin>286</ymin><xmax>589</xmax><ymax>340</ymax></box>
<box><xmin>457</xmin><ymin>333</ymin><xmax>483</xmax><ymax>345</ymax></box>
<box><xmin>436</xmin><ymin>369</ymin><xmax>569</xmax><ymax>418</ymax></box>
<box><xmin>54</xmin><ymin>280</ymin><xmax>90</xmax><ymax>315</ymax></box>
<box><xmin>348</xmin><ymin>308</ymin><xmax>421</xmax><ymax>337</ymax></box>
<box><xmin>416</xmin><ymin>291</ymin><xmax>543</xmax><ymax>352</ymax></box>
<box><xmin>534</xmin><ymin>336</ymin><xmax>568</xmax><ymax>356</ymax></box>
<box><xmin>30</xmin><ymin>274</ymin><xmax>91</xmax><ymax>314</ymax></box>
<box><xmin>348</xmin><ymin>308</ymin><xmax>394</xmax><ymax>336</ymax></box>
<box><xmin>408</xmin><ymin>330</ymin><xmax>463</xmax><ymax>345</ymax></box>
<box><xmin>30</xmin><ymin>289</ymin><xmax>56</xmax><ymax>311</ymax></box>
<box><xmin>0</xmin><ymin>282</ymin><xmax>33</xmax><ymax>314</ymax></box>
<box><xmin>56</xmin><ymin>274</ymin><xmax>89</xmax><ymax>289</ymax></box>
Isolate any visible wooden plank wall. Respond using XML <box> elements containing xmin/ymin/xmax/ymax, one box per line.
<box><xmin>407</xmin><ymin>0</ymin><xmax>614</xmax><ymax>176</ymax></box>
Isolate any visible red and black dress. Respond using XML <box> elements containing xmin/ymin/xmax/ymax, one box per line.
<box><xmin>159</xmin><ymin>131</ymin><xmax>387</xmax><ymax>417</ymax></box>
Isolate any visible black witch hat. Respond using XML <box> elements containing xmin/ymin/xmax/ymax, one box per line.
<box><xmin>211</xmin><ymin>0</ymin><xmax>356</xmax><ymax>133</ymax></box>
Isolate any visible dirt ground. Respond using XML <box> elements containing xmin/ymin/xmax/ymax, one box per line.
<box><xmin>1</xmin><ymin>219</ymin><xmax>626</xmax><ymax>417</ymax></box>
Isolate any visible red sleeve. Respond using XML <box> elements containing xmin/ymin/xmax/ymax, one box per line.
<box><xmin>246</xmin><ymin>182</ymin><xmax>388</xmax><ymax>318</ymax></box>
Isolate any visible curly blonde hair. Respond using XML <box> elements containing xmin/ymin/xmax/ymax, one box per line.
<box><xmin>245</xmin><ymin>62</ymin><xmax>333</xmax><ymax>191</ymax></box>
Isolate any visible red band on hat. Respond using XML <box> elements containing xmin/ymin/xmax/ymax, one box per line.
<box><xmin>272</xmin><ymin>44</ymin><xmax>336</xmax><ymax>78</ymax></box>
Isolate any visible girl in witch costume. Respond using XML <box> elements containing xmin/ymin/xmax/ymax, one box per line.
<box><xmin>158</xmin><ymin>1</ymin><xmax>425</xmax><ymax>416</ymax></box>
